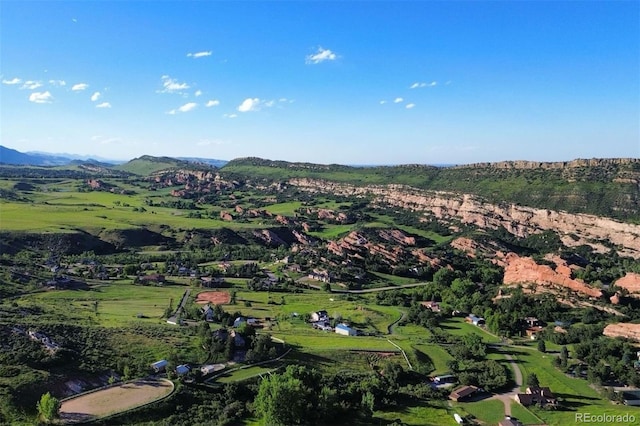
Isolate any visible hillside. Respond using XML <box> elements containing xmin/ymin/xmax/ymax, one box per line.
<box><xmin>113</xmin><ymin>155</ymin><xmax>217</xmax><ymax>175</ymax></box>
<box><xmin>222</xmin><ymin>157</ymin><xmax>640</xmax><ymax>222</ymax></box>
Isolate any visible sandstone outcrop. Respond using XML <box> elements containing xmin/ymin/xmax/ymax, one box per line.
<box><xmin>614</xmin><ymin>273</ymin><xmax>640</xmax><ymax>297</ymax></box>
<box><xmin>501</xmin><ymin>253</ymin><xmax>602</xmax><ymax>298</ymax></box>
<box><xmin>289</xmin><ymin>178</ymin><xmax>640</xmax><ymax>258</ymax></box>
<box><xmin>603</xmin><ymin>323</ymin><xmax>640</xmax><ymax>342</ymax></box>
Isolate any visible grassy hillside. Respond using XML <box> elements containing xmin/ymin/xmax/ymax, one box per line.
<box><xmin>222</xmin><ymin>157</ymin><xmax>640</xmax><ymax>221</ymax></box>
<box><xmin>113</xmin><ymin>155</ymin><xmax>215</xmax><ymax>175</ymax></box>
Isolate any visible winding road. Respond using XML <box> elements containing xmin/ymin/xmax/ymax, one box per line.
<box><xmin>489</xmin><ymin>348</ymin><xmax>523</xmax><ymax>416</ymax></box>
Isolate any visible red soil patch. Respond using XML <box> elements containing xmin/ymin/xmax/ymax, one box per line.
<box><xmin>196</xmin><ymin>291</ymin><xmax>231</xmax><ymax>305</ymax></box>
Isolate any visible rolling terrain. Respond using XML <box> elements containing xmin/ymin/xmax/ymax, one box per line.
<box><xmin>1</xmin><ymin>154</ymin><xmax>639</xmax><ymax>426</ymax></box>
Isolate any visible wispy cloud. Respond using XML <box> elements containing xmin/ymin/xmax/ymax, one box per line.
<box><xmin>405</xmin><ymin>103</ymin><xmax>415</xmax><ymax>109</ymax></box>
<box><xmin>91</xmin><ymin>91</ymin><xmax>101</xmax><ymax>102</ymax></box>
<box><xmin>158</xmin><ymin>75</ymin><xmax>190</xmax><ymax>94</ymax></box>
<box><xmin>72</xmin><ymin>83</ymin><xmax>89</xmax><ymax>91</ymax></box>
<box><xmin>187</xmin><ymin>51</ymin><xmax>212</xmax><ymax>58</ymax></box>
<box><xmin>22</xmin><ymin>80</ymin><xmax>43</xmax><ymax>90</ymax></box>
<box><xmin>91</xmin><ymin>135</ymin><xmax>121</xmax><ymax>144</ymax></box>
<box><xmin>29</xmin><ymin>91</ymin><xmax>54</xmax><ymax>104</ymax></box>
<box><xmin>49</xmin><ymin>79</ymin><xmax>66</xmax><ymax>87</ymax></box>
<box><xmin>394</xmin><ymin>97</ymin><xmax>404</xmax><ymax>103</ymax></box>
<box><xmin>206</xmin><ymin>100</ymin><xmax>220</xmax><ymax>107</ymax></box>
<box><xmin>2</xmin><ymin>77</ymin><xmax>21</xmax><ymax>85</ymax></box>
<box><xmin>195</xmin><ymin>90</ymin><xmax>202</xmax><ymax>97</ymax></box>
<box><xmin>410</xmin><ymin>81</ymin><xmax>437</xmax><ymax>89</ymax></box>
<box><xmin>305</xmin><ymin>47</ymin><xmax>338</xmax><ymax>64</ymax></box>
<box><xmin>237</xmin><ymin>98</ymin><xmax>262</xmax><ymax>112</ymax></box>
<box><xmin>379</xmin><ymin>100</ymin><xmax>387</xmax><ymax>105</ymax></box>
<box><xmin>167</xmin><ymin>102</ymin><xmax>197</xmax><ymax>114</ymax></box>
<box><xmin>223</xmin><ymin>113</ymin><xmax>237</xmax><ymax>119</ymax></box>
<box><xmin>96</xmin><ymin>102</ymin><xmax>111</xmax><ymax>108</ymax></box>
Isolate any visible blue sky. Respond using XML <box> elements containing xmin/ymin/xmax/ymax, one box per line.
<box><xmin>1</xmin><ymin>1</ymin><xmax>638</xmax><ymax>164</ymax></box>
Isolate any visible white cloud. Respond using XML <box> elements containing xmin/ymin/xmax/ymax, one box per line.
<box><xmin>158</xmin><ymin>75</ymin><xmax>190</xmax><ymax>94</ymax></box>
<box><xmin>393</xmin><ymin>97</ymin><xmax>403</xmax><ymax>103</ymax></box>
<box><xmin>237</xmin><ymin>98</ymin><xmax>261</xmax><ymax>112</ymax></box>
<box><xmin>305</xmin><ymin>47</ymin><xmax>338</xmax><ymax>64</ymax></box>
<box><xmin>91</xmin><ymin>91</ymin><xmax>101</xmax><ymax>102</ymax></box>
<box><xmin>2</xmin><ymin>77</ymin><xmax>21</xmax><ymax>85</ymax></box>
<box><xmin>167</xmin><ymin>102</ymin><xmax>197</xmax><ymax>114</ymax></box>
<box><xmin>29</xmin><ymin>91</ymin><xmax>54</xmax><ymax>104</ymax></box>
<box><xmin>187</xmin><ymin>51</ymin><xmax>212</xmax><ymax>58</ymax></box>
<box><xmin>96</xmin><ymin>102</ymin><xmax>111</xmax><ymax>108</ymax></box>
<box><xmin>178</xmin><ymin>102</ymin><xmax>197</xmax><ymax>112</ymax></box>
<box><xmin>206</xmin><ymin>100</ymin><xmax>220</xmax><ymax>107</ymax></box>
<box><xmin>379</xmin><ymin>100</ymin><xmax>387</xmax><ymax>105</ymax></box>
<box><xmin>405</xmin><ymin>103</ymin><xmax>415</xmax><ymax>109</ymax></box>
<box><xmin>195</xmin><ymin>90</ymin><xmax>203</xmax><ymax>97</ymax></box>
<box><xmin>223</xmin><ymin>113</ymin><xmax>237</xmax><ymax>119</ymax></box>
<box><xmin>428</xmin><ymin>81</ymin><xmax>437</xmax><ymax>87</ymax></box>
<box><xmin>22</xmin><ymin>80</ymin><xmax>43</xmax><ymax>90</ymax></box>
<box><xmin>49</xmin><ymin>79</ymin><xmax>66</xmax><ymax>87</ymax></box>
<box><xmin>72</xmin><ymin>83</ymin><xmax>89</xmax><ymax>91</ymax></box>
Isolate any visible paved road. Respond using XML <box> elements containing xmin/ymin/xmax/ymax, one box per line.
<box><xmin>167</xmin><ymin>288</ymin><xmax>191</xmax><ymax>324</ymax></box>
<box><xmin>301</xmin><ymin>281</ymin><xmax>432</xmax><ymax>293</ymax></box>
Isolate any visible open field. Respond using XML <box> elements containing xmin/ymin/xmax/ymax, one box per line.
<box><xmin>59</xmin><ymin>378</ymin><xmax>173</xmax><ymax>424</ymax></box>
<box><xmin>373</xmin><ymin>402</ymin><xmax>459</xmax><ymax>426</ymax></box>
<box><xmin>17</xmin><ymin>280</ymin><xmax>189</xmax><ymax>326</ymax></box>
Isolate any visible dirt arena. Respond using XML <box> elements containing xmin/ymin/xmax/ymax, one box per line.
<box><xmin>195</xmin><ymin>291</ymin><xmax>231</xmax><ymax>305</ymax></box>
<box><xmin>59</xmin><ymin>378</ymin><xmax>173</xmax><ymax>424</ymax></box>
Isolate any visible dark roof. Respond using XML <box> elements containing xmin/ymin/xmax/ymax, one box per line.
<box><xmin>449</xmin><ymin>385</ymin><xmax>479</xmax><ymax>400</ymax></box>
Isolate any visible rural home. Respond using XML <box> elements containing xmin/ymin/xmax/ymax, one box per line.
<box><xmin>175</xmin><ymin>364</ymin><xmax>191</xmax><ymax>376</ymax></box>
<box><xmin>311</xmin><ymin>310</ymin><xmax>329</xmax><ymax>322</ymax></box>
<box><xmin>465</xmin><ymin>314</ymin><xmax>485</xmax><ymax>326</ymax></box>
<box><xmin>335</xmin><ymin>323</ymin><xmax>357</xmax><ymax>336</ymax></box>
<box><xmin>421</xmin><ymin>300</ymin><xmax>441</xmax><ymax>312</ymax></box>
<box><xmin>449</xmin><ymin>385</ymin><xmax>481</xmax><ymax>402</ymax></box>
<box><xmin>150</xmin><ymin>359</ymin><xmax>168</xmax><ymax>373</ymax></box>
<box><xmin>515</xmin><ymin>386</ymin><xmax>557</xmax><ymax>408</ymax></box>
<box><xmin>525</xmin><ymin>326</ymin><xmax>544</xmax><ymax>340</ymax></box>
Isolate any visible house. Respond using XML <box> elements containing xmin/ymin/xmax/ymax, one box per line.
<box><xmin>465</xmin><ymin>314</ymin><xmax>485</xmax><ymax>326</ymax></box>
<box><xmin>247</xmin><ymin>318</ymin><xmax>259</xmax><ymax>327</ymax></box>
<box><xmin>525</xmin><ymin>326</ymin><xmax>544</xmax><ymax>340</ymax></box>
<box><xmin>202</xmin><ymin>305</ymin><xmax>215</xmax><ymax>322</ymax></box>
<box><xmin>433</xmin><ymin>374</ymin><xmax>457</xmax><ymax>385</ymax></box>
<box><xmin>175</xmin><ymin>364</ymin><xmax>191</xmax><ymax>376</ymax></box>
<box><xmin>618</xmin><ymin>390</ymin><xmax>640</xmax><ymax>406</ymax></box>
<box><xmin>449</xmin><ymin>385</ymin><xmax>481</xmax><ymax>402</ymax></box>
<box><xmin>525</xmin><ymin>317</ymin><xmax>541</xmax><ymax>327</ymax></box>
<box><xmin>233</xmin><ymin>317</ymin><xmax>246</xmax><ymax>328</ymax></box>
<box><xmin>213</xmin><ymin>328</ymin><xmax>229</xmax><ymax>341</ymax></box>
<box><xmin>335</xmin><ymin>323</ymin><xmax>357</xmax><ymax>336</ymax></box>
<box><xmin>200</xmin><ymin>364</ymin><xmax>222</xmax><ymax>375</ymax></box>
<box><xmin>311</xmin><ymin>310</ymin><xmax>329</xmax><ymax>322</ymax></box>
<box><xmin>151</xmin><ymin>359</ymin><xmax>168</xmax><ymax>373</ymax></box>
<box><xmin>421</xmin><ymin>301</ymin><xmax>441</xmax><ymax>312</ymax></box>
<box><xmin>515</xmin><ymin>386</ymin><xmax>557</xmax><ymax>407</ymax></box>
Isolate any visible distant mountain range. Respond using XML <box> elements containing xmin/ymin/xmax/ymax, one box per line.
<box><xmin>0</xmin><ymin>145</ymin><xmax>228</xmax><ymax>168</ymax></box>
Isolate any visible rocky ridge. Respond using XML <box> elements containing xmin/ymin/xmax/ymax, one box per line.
<box><xmin>289</xmin><ymin>178</ymin><xmax>640</xmax><ymax>258</ymax></box>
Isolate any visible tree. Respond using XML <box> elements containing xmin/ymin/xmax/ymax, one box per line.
<box><xmin>36</xmin><ymin>392</ymin><xmax>60</xmax><ymax>423</ymax></box>
<box><xmin>537</xmin><ymin>339</ymin><xmax>546</xmax><ymax>353</ymax></box>
<box><xmin>560</xmin><ymin>346</ymin><xmax>569</xmax><ymax>369</ymax></box>
<box><xmin>527</xmin><ymin>373</ymin><xmax>540</xmax><ymax>387</ymax></box>
<box><xmin>255</xmin><ymin>371</ymin><xmax>306</xmax><ymax>426</ymax></box>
